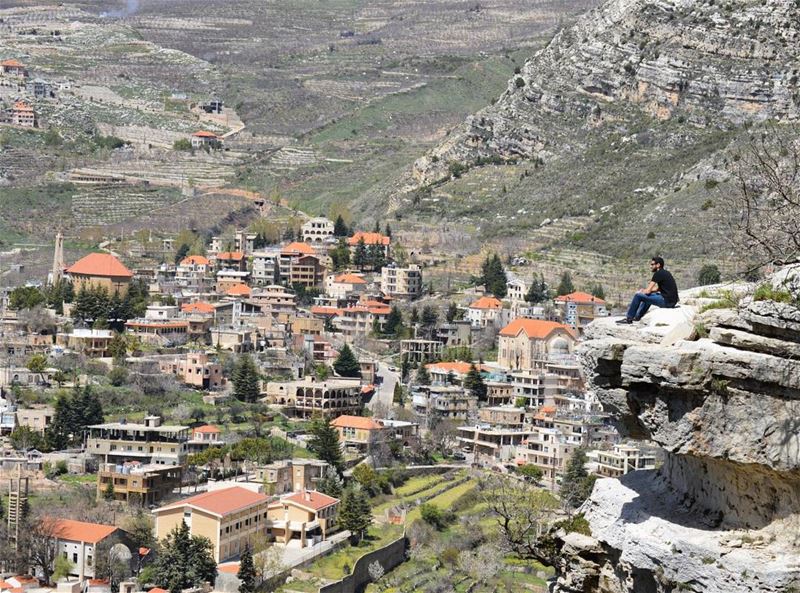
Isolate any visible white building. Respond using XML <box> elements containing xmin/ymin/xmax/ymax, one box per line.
<box><xmin>587</xmin><ymin>443</ymin><xmax>657</xmax><ymax>478</ymax></box>
<box><xmin>301</xmin><ymin>218</ymin><xmax>335</xmax><ymax>244</ymax></box>
<box><xmin>51</xmin><ymin>518</ymin><xmax>122</xmax><ymax>580</ymax></box>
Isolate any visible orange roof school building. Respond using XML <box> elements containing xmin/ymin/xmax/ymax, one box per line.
<box><xmin>153</xmin><ymin>486</ymin><xmax>340</xmax><ymax>561</ymax></box>
<box><xmin>66</xmin><ymin>253</ymin><xmax>133</xmax><ymax>296</ymax></box>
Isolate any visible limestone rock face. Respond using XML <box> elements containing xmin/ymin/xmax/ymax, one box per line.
<box><xmin>414</xmin><ymin>0</ymin><xmax>800</xmax><ymax>184</ymax></box>
<box><xmin>553</xmin><ymin>287</ymin><xmax>800</xmax><ymax>592</ymax></box>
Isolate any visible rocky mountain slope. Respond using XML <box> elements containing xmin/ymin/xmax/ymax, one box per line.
<box><xmin>552</xmin><ymin>274</ymin><xmax>800</xmax><ymax>592</ymax></box>
<box><xmin>404</xmin><ymin>0</ymin><xmax>800</xmax><ymax>271</ymax></box>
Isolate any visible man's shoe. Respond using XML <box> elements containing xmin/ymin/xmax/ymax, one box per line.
<box><xmin>633</xmin><ymin>316</ymin><xmax>642</xmax><ymax>322</ymax></box>
<box><xmin>615</xmin><ymin>318</ymin><xmax>633</xmax><ymax>325</ymax></box>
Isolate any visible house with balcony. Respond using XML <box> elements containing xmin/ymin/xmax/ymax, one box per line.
<box><xmin>301</xmin><ymin>218</ymin><xmax>335</xmax><ymax>244</ymax></box>
<box><xmin>587</xmin><ymin>443</ymin><xmax>657</xmax><ymax>478</ymax></box>
<box><xmin>87</xmin><ymin>415</ymin><xmax>189</xmax><ymax>467</ymax></box>
<box><xmin>380</xmin><ymin>263</ymin><xmax>422</xmax><ymax>300</ymax></box>
<box><xmin>465</xmin><ymin>296</ymin><xmax>503</xmax><ymax>328</ymax></box>
<box><xmin>187</xmin><ymin>424</ymin><xmax>223</xmax><ymax>453</ymax></box>
<box><xmin>96</xmin><ymin>462</ymin><xmax>183</xmax><ymax>506</ymax></box>
<box><xmin>411</xmin><ymin>386</ymin><xmax>477</xmax><ymax>421</ymax></box>
<box><xmin>256</xmin><ymin>458</ymin><xmax>329</xmax><ymax>495</ymax></box>
<box><xmin>554</xmin><ymin>291</ymin><xmax>609</xmax><ymax>332</ymax></box>
<box><xmin>265</xmin><ymin>490</ymin><xmax>339</xmax><ymax>548</ymax></box>
<box><xmin>264</xmin><ymin>377</ymin><xmax>363</xmax><ymax>418</ymax></box>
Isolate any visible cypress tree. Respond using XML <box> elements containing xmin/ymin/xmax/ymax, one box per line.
<box><xmin>353</xmin><ymin>238</ymin><xmax>368</xmax><ymax>270</ymax></box>
<box><xmin>334</xmin><ymin>215</ymin><xmax>349</xmax><ymax>237</ymax></box>
<box><xmin>525</xmin><ymin>274</ymin><xmax>548</xmax><ymax>303</ymax></box>
<box><xmin>338</xmin><ymin>487</ymin><xmax>372</xmax><ymax>542</ymax></box>
<box><xmin>333</xmin><ymin>344</ymin><xmax>360</xmax><ymax>378</ymax></box>
<box><xmin>237</xmin><ymin>545</ymin><xmax>256</xmax><ymax>593</ymax></box>
<box><xmin>392</xmin><ymin>382</ymin><xmax>405</xmax><ymax>406</ymax></box>
<box><xmin>383</xmin><ymin>306</ymin><xmax>403</xmax><ymax>336</ymax></box>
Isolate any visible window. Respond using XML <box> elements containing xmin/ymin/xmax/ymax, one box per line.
<box><xmin>72</xmin><ymin>553</ymin><xmax>78</xmax><ymax>563</ymax></box>
<box><xmin>87</xmin><ymin>555</ymin><xmax>93</xmax><ymax>567</ymax></box>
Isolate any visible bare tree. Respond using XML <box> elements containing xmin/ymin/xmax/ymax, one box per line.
<box><xmin>23</xmin><ymin>515</ymin><xmax>61</xmax><ymax>584</ymax></box>
<box><xmin>478</xmin><ymin>474</ymin><xmax>558</xmax><ymax>559</ymax></box>
<box><xmin>727</xmin><ymin>124</ymin><xmax>800</xmax><ymax>268</ymax></box>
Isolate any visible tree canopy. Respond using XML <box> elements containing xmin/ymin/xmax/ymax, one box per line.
<box><xmin>153</xmin><ymin>521</ymin><xmax>217</xmax><ymax>593</ymax></box>
<box><xmin>232</xmin><ymin>354</ymin><xmax>261</xmax><ymax>403</ymax></box>
<box><xmin>480</xmin><ymin>254</ymin><xmax>507</xmax><ymax>298</ymax></box>
<box><xmin>556</xmin><ymin>272</ymin><xmax>575</xmax><ymax>296</ymax></box>
<box><xmin>307</xmin><ymin>417</ymin><xmax>344</xmax><ymax>475</ymax></box>
<box><xmin>333</xmin><ymin>344</ymin><xmax>361</xmax><ymax>378</ymax></box>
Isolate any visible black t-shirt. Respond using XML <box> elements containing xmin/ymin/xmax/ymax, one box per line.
<box><xmin>652</xmin><ymin>269</ymin><xmax>679</xmax><ymax>306</ymax></box>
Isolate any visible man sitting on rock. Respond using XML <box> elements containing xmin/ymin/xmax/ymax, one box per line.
<box><xmin>617</xmin><ymin>256</ymin><xmax>679</xmax><ymax>324</ymax></box>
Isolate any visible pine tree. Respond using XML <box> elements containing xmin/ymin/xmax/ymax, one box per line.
<box><xmin>237</xmin><ymin>545</ymin><xmax>256</xmax><ymax>593</ymax></box>
<box><xmin>333</xmin><ymin>215</ymin><xmax>349</xmax><ymax>237</ymax></box>
<box><xmin>557</xmin><ymin>272</ymin><xmax>575</xmax><ymax>296</ymax></box>
<box><xmin>317</xmin><ymin>467</ymin><xmax>344</xmax><ymax>498</ymax></box>
<box><xmin>384</xmin><ymin>223</ymin><xmax>392</xmax><ymax>238</ymax></box>
<box><xmin>445</xmin><ymin>302</ymin><xmax>459</xmax><ymax>323</ymax></box>
<box><xmin>591</xmin><ymin>283</ymin><xmax>606</xmax><ymax>300</ymax></box>
<box><xmin>463</xmin><ymin>363</ymin><xmax>487</xmax><ymax>401</ymax></box>
<box><xmin>330</xmin><ymin>238</ymin><xmax>351</xmax><ymax>271</ymax></box>
<box><xmin>353</xmin><ymin>238</ymin><xmax>368</xmax><ymax>270</ymax></box>
<box><xmin>525</xmin><ymin>274</ymin><xmax>548</xmax><ymax>304</ymax></box>
<box><xmin>409</xmin><ymin>307</ymin><xmax>419</xmax><ymax>325</ymax></box>
<box><xmin>339</xmin><ymin>487</ymin><xmax>372</xmax><ymax>542</ymax></box>
<box><xmin>232</xmin><ymin>354</ymin><xmax>261</xmax><ymax>403</ymax></box>
<box><xmin>560</xmin><ymin>449</ymin><xmax>593</xmax><ymax>511</ymax></box>
<box><xmin>333</xmin><ymin>344</ymin><xmax>360</xmax><ymax>378</ymax></box>
<box><xmin>368</xmin><ymin>243</ymin><xmax>386</xmax><ymax>270</ymax></box>
<box><xmin>481</xmin><ymin>254</ymin><xmax>507</xmax><ymax>297</ymax></box>
<box><xmin>154</xmin><ymin>521</ymin><xmax>217</xmax><ymax>593</ymax></box>
<box><xmin>415</xmin><ymin>364</ymin><xmax>430</xmax><ymax>386</ymax></box>
<box><xmin>383</xmin><ymin>306</ymin><xmax>403</xmax><ymax>336</ymax></box>
<box><xmin>308</xmin><ymin>417</ymin><xmax>344</xmax><ymax>475</ymax></box>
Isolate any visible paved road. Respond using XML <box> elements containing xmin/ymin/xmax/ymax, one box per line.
<box><xmin>369</xmin><ymin>362</ymin><xmax>400</xmax><ymax>412</ymax></box>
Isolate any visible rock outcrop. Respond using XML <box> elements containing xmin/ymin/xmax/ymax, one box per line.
<box><xmin>553</xmin><ymin>284</ymin><xmax>800</xmax><ymax>592</ymax></box>
<box><xmin>414</xmin><ymin>0</ymin><xmax>800</xmax><ymax>185</ymax></box>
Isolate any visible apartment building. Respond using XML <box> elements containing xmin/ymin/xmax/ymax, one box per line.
<box><xmin>436</xmin><ymin>320</ymin><xmax>473</xmax><ymax>347</ymax></box>
<box><xmin>159</xmin><ymin>352</ymin><xmax>224</xmax><ymax>389</ymax></box>
<box><xmin>87</xmin><ymin>416</ymin><xmax>189</xmax><ymax>466</ymax></box>
<box><xmin>380</xmin><ymin>263</ymin><xmax>422</xmax><ymax>300</ymax></box>
<box><xmin>176</xmin><ymin>255</ymin><xmax>211</xmax><ymax>291</ymax></box>
<box><xmin>97</xmin><ymin>461</ymin><xmax>183</xmax><ymax>506</ymax></box>
<box><xmin>330</xmin><ymin>415</ymin><xmax>386</xmax><ymax>452</ymax></box>
<box><xmin>554</xmin><ymin>292</ymin><xmax>609</xmax><ymax>332</ymax></box>
<box><xmin>154</xmin><ymin>486</ymin><xmax>270</xmax><ymax>562</ymax></box>
<box><xmin>14</xmin><ymin>406</ymin><xmax>54</xmax><ymax>434</ymax></box>
<box><xmin>279</xmin><ymin>243</ymin><xmax>325</xmax><ymax>288</ymax></box>
<box><xmin>251</xmin><ymin>249</ymin><xmax>281</xmax><ymax>285</ymax></box>
<box><xmin>411</xmin><ymin>386</ymin><xmax>477</xmax><ymax>421</ymax></box>
<box><xmin>125</xmin><ymin>319</ymin><xmax>190</xmax><ymax>347</ymax></box>
<box><xmin>465</xmin><ymin>296</ymin><xmax>503</xmax><ymax>328</ymax></box>
<box><xmin>325</xmin><ymin>273</ymin><xmax>368</xmax><ymax>300</ymax></box>
<box><xmin>335</xmin><ymin>301</ymin><xmax>390</xmax><ymax>341</ymax></box>
<box><xmin>587</xmin><ymin>444</ymin><xmax>656</xmax><ymax>478</ymax></box>
<box><xmin>264</xmin><ymin>377</ymin><xmax>364</xmax><ymax>418</ymax></box>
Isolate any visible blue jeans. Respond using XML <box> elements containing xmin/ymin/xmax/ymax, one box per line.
<box><xmin>626</xmin><ymin>292</ymin><xmax>667</xmax><ymax>320</ymax></box>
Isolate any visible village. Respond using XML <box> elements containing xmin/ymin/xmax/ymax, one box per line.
<box><xmin>0</xmin><ymin>208</ymin><xmax>662</xmax><ymax>593</ymax></box>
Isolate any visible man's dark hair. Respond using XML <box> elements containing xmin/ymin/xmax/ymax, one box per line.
<box><xmin>651</xmin><ymin>256</ymin><xmax>665</xmax><ymax>268</ymax></box>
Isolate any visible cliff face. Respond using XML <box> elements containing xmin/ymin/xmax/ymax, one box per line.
<box><xmin>553</xmin><ymin>276</ymin><xmax>800</xmax><ymax>592</ymax></box>
<box><xmin>414</xmin><ymin>0</ymin><xmax>800</xmax><ymax>185</ymax></box>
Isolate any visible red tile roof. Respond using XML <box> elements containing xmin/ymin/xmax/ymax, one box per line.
<box><xmin>499</xmin><ymin>319</ymin><xmax>574</xmax><ymax>339</ymax></box>
<box><xmin>217</xmin><ymin>564</ymin><xmax>240</xmax><ymax>575</ymax></box>
<box><xmin>311</xmin><ymin>305</ymin><xmax>341</xmax><ymax>316</ymax></box>
<box><xmin>13</xmin><ymin>101</ymin><xmax>33</xmax><ymax>111</ymax></box>
<box><xmin>67</xmin><ymin>253</ymin><xmax>133</xmax><ymax>278</ymax></box>
<box><xmin>0</xmin><ymin>581</ymin><xmax>10</xmax><ymax>590</ymax></box>
<box><xmin>181</xmin><ymin>301</ymin><xmax>215</xmax><ymax>314</ymax></box>
<box><xmin>283</xmin><ymin>490</ymin><xmax>339</xmax><ymax>512</ymax></box>
<box><xmin>469</xmin><ymin>296</ymin><xmax>502</xmax><ymax>310</ymax></box>
<box><xmin>331</xmin><ymin>415</ymin><xmax>383</xmax><ymax>430</ymax></box>
<box><xmin>425</xmin><ymin>361</ymin><xmax>488</xmax><ymax>375</ymax></box>
<box><xmin>148</xmin><ymin>588</ymin><xmax>168</xmax><ymax>593</ymax></box>
<box><xmin>216</xmin><ymin>251</ymin><xmax>244</xmax><ymax>261</ymax></box>
<box><xmin>192</xmin><ymin>130</ymin><xmax>219</xmax><ymax>138</ymax></box>
<box><xmin>180</xmin><ymin>255</ymin><xmax>210</xmax><ymax>266</ymax></box>
<box><xmin>347</xmin><ymin>231</ymin><xmax>390</xmax><ymax>246</ymax></box>
<box><xmin>281</xmin><ymin>241</ymin><xmax>315</xmax><ymax>255</ymax></box>
<box><xmin>226</xmin><ymin>283</ymin><xmax>252</xmax><ymax>297</ymax></box>
<box><xmin>334</xmin><ymin>273</ymin><xmax>367</xmax><ymax>284</ymax></box>
<box><xmin>156</xmin><ymin>486</ymin><xmax>268</xmax><ymax>517</ymax></box>
<box><xmin>192</xmin><ymin>424</ymin><xmax>221</xmax><ymax>434</ymax></box>
<box><xmin>51</xmin><ymin>518</ymin><xmax>118</xmax><ymax>544</ymax></box>
<box><xmin>555</xmin><ymin>291</ymin><xmax>606</xmax><ymax>305</ymax></box>
<box><xmin>1</xmin><ymin>59</ymin><xmax>23</xmax><ymax>67</ymax></box>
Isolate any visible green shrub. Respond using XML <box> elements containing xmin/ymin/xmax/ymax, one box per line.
<box><xmin>173</xmin><ymin>138</ymin><xmax>192</xmax><ymax>151</ymax></box>
<box><xmin>752</xmin><ymin>284</ymin><xmax>793</xmax><ymax>304</ymax></box>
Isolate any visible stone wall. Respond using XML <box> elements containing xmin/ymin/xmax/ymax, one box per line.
<box><xmin>318</xmin><ymin>536</ymin><xmax>407</xmax><ymax>593</ymax></box>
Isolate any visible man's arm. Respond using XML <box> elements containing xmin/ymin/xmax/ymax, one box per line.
<box><xmin>639</xmin><ymin>281</ymin><xmax>659</xmax><ymax>294</ymax></box>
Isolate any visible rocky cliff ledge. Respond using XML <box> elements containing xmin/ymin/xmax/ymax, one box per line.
<box><xmin>552</xmin><ymin>279</ymin><xmax>800</xmax><ymax>592</ymax></box>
